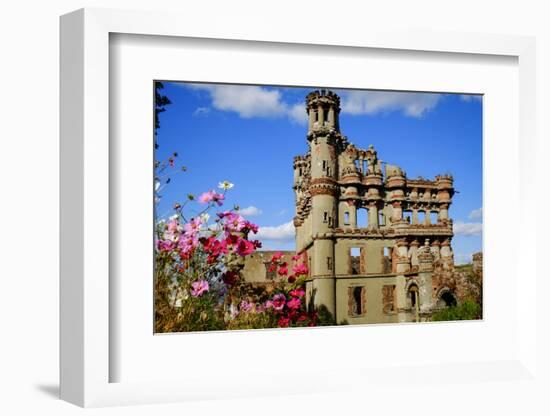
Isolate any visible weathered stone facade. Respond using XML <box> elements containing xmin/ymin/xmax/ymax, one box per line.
<box><xmin>243</xmin><ymin>89</ymin><xmax>479</xmax><ymax>324</ymax></box>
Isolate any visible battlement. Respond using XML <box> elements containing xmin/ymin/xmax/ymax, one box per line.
<box><xmin>306</xmin><ymin>89</ymin><xmax>341</xmax><ymax>110</ymax></box>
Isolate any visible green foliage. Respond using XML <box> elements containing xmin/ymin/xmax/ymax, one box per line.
<box><xmin>431</xmin><ymin>300</ymin><xmax>482</xmax><ymax>322</ymax></box>
<box><xmin>315</xmin><ymin>304</ymin><xmax>336</xmax><ymax>326</ymax></box>
<box><xmin>226</xmin><ymin>310</ymin><xmax>277</xmax><ymax>330</ymax></box>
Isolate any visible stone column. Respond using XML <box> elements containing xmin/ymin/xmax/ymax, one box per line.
<box><xmin>408</xmin><ymin>239</ymin><xmax>420</xmax><ymax>267</ymax></box>
<box><xmin>412</xmin><ymin>208</ymin><xmax>419</xmax><ymax>224</ymax></box>
<box><xmin>318</xmin><ymin>105</ymin><xmax>325</xmax><ymax>125</ymax></box>
<box><xmin>425</xmin><ymin>210</ymin><xmax>431</xmax><ymax>225</ymax></box>
<box><xmin>440</xmin><ymin>238</ymin><xmax>454</xmax><ymax>268</ymax></box>
<box><xmin>308</xmin><ymin>107</ymin><xmax>316</xmax><ymax>131</ymax></box>
<box><xmin>392</xmin><ymin>201</ymin><xmax>403</xmax><ymax>222</ymax></box>
<box><xmin>431</xmin><ymin>239</ymin><xmax>441</xmax><ymax>260</ymax></box>
<box><xmin>327</xmin><ymin>106</ymin><xmax>335</xmax><ymax>127</ymax></box>
<box><xmin>417</xmin><ymin>240</ymin><xmax>434</xmax><ymax>313</ymax></box>
<box><xmin>368</xmin><ymin>201</ymin><xmax>379</xmax><ymax>228</ymax></box>
<box><xmin>438</xmin><ymin>203</ymin><xmax>449</xmax><ymax>221</ymax></box>
<box><xmin>395</xmin><ymin>239</ymin><xmax>410</xmax><ymax>274</ymax></box>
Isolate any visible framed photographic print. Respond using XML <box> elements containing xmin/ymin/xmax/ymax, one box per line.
<box><xmin>60</xmin><ymin>7</ymin><xmax>539</xmax><ymax>409</ymax></box>
<box><xmin>152</xmin><ymin>81</ymin><xmax>483</xmax><ymax>334</ymax></box>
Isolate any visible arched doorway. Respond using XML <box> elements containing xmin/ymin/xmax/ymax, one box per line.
<box><xmin>407</xmin><ymin>284</ymin><xmax>420</xmax><ymax>314</ymax></box>
<box><xmin>437</xmin><ymin>289</ymin><xmax>457</xmax><ymax>308</ymax></box>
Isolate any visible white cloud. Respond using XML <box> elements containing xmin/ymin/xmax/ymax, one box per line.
<box><xmin>287</xmin><ymin>103</ymin><xmax>308</xmax><ymax>125</ymax></box>
<box><xmin>339</xmin><ymin>90</ymin><xmax>441</xmax><ymax>118</ymax></box>
<box><xmin>193</xmin><ymin>106</ymin><xmax>210</xmax><ymax>116</ymax></box>
<box><xmin>237</xmin><ymin>206</ymin><xmax>263</xmax><ymax>216</ymax></box>
<box><xmin>189</xmin><ymin>84</ymin><xmax>289</xmax><ymax>118</ymax></box>
<box><xmin>453</xmin><ymin>221</ymin><xmax>483</xmax><ymax>236</ymax></box>
<box><xmin>468</xmin><ymin>207</ymin><xmax>483</xmax><ymax>219</ymax></box>
<box><xmin>256</xmin><ymin>221</ymin><xmax>295</xmax><ymax>241</ymax></box>
<box><xmin>185</xmin><ymin>84</ymin><xmax>444</xmax><ymax>122</ymax></box>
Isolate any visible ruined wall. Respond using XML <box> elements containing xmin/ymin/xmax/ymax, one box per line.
<box><xmin>241</xmin><ymin>251</ymin><xmax>295</xmax><ymax>283</ymax></box>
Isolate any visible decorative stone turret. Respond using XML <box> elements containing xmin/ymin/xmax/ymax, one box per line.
<box><xmin>306</xmin><ymin>89</ymin><xmax>341</xmax><ymax>133</ymax></box>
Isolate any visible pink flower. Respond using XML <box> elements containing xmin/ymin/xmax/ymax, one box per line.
<box><xmin>183</xmin><ymin>217</ymin><xmax>202</xmax><ymax>236</ymax></box>
<box><xmin>190</xmin><ymin>280</ymin><xmax>209</xmax><ymax>297</ymax></box>
<box><xmin>291</xmin><ymin>254</ymin><xmax>302</xmax><ymax>261</ymax></box>
<box><xmin>265</xmin><ymin>300</ymin><xmax>274</xmax><ymax>309</ymax></box>
<box><xmin>235</xmin><ymin>238</ymin><xmax>255</xmax><ymax>257</ymax></box>
<box><xmin>156</xmin><ymin>239</ymin><xmax>175</xmax><ymax>252</ymax></box>
<box><xmin>278</xmin><ymin>266</ymin><xmax>288</xmax><ymax>276</ymax></box>
<box><xmin>177</xmin><ymin>234</ymin><xmax>198</xmax><ymax>255</ymax></box>
<box><xmin>244</xmin><ymin>221</ymin><xmax>259</xmax><ymax>234</ymax></box>
<box><xmin>292</xmin><ymin>263</ymin><xmax>309</xmax><ymax>276</ymax></box>
<box><xmin>287</xmin><ymin>297</ymin><xmax>301</xmax><ymax>310</ymax></box>
<box><xmin>222</xmin><ymin>212</ymin><xmax>247</xmax><ymax>233</ymax></box>
<box><xmin>272</xmin><ymin>293</ymin><xmax>286</xmax><ymax>311</ymax></box>
<box><xmin>289</xmin><ymin>288</ymin><xmax>305</xmax><ymax>298</ymax></box>
<box><xmin>271</xmin><ymin>252</ymin><xmax>283</xmax><ymax>262</ymax></box>
<box><xmin>240</xmin><ymin>300</ymin><xmax>253</xmax><ymax>312</ymax></box>
<box><xmin>277</xmin><ymin>316</ymin><xmax>290</xmax><ymax>328</ymax></box>
<box><xmin>198</xmin><ymin>190</ymin><xmax>225</xmax><ymax>206</ymax></box>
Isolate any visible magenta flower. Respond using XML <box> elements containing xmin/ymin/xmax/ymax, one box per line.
<box><xmin>183</xmin><ymin>217</ymin><xmax>202</xmax><ymax>236</ymax></box>
<box><xmin>177</xmin><ymin>234</ymin><xmax>198</xmax><ymax>255</ymax></box>
<box><xmin>156</xmin><ymin>239</ymin><xmax>175</xmax><ymax>252</ymax></box>
<box><xmin>198</xmin><ymin>190</ymin><xmax>225</xmax><ymax>206</ymax></box>
<box><xmin>292</xmin><ymin>263</ymin><xmax>309</xmax><ymax>276</ymax></box>
<box><xmin>272</xmin><ymin>293</ymin><xmax>286</xmax><ymax>311</ymax></box>
<box><xmin>287</xmin><ymin>297</ymin><xmax>301</xmax><ymax>310</ymax></box>
<box><xmin>235</xmin><ymin>238</ymin><xmax>255</xmax><ymax>257</ymax></box>
<box><xmin>190</xmin><ymin>280</ymin><xmax>209</xmax><ymax>297</ymax></box>
<box><xmin>240</xmin><ymin>300</ymin><xmax>253</xmax><ymax>312</ymax></box>
<box><xmin>289</xmin><ymin>288</ymin><xmax>305</xmax><ymax>298</ymax></box>
<box><xmin>291</xmin><ymin>254</ymin><xmax>302</xmax><ymax>261</ymax></box>
<box><xmin>223</xmin><ymin>212</ymin><xmax>247</xmax><ymax>233</ymax></box>
<box><xmin>278</xmin><ymin>266</ymin><xmax>288</xmax><ymax>276</ymax></box>
<box><xmin>271</xmin><ymin>252</ymin><xmax>283</xmax><ymax>262</ymax></box>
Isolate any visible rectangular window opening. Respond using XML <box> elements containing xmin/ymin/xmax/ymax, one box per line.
<box><xmin>350</xmin><ymin>247</ymin><xmax>361</xmax><ymax>275</ymax></box>
<box><xmin>348</xmin><ymin>286</ymin><xmax>366</xmax><ymax>317</ymax></box>
<box><xmin>382</xmin><ymin>285</ymin><xmax>396</xmax><ymax>314</ymax></box>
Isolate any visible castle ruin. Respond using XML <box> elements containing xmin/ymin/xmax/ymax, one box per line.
<box><xmin>243</xmin><ymin>89</ymin><xmax>464</xmax><ymax>324</ymax></box>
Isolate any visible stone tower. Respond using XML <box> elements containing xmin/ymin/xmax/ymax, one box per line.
<box><xmin>303</xmin><ymin>90</ymin><xmax>344</xmax><ymax>316</ymax></box>
<box><xmin>293</xmin><ymin>89</ymin><xmax>457</xmax><ymax>324</ymax></box>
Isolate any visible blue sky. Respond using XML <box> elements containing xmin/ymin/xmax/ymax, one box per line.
<box><xmin>155</xmin><ymin>82</ymin><xmax>483</xmax><ymax>264</ymax></box>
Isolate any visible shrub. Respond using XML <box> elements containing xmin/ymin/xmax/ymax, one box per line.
<box><xmin>431</xmin><ymin>300</ymin><xmax>482</xmax><ymax>322</ymax></box>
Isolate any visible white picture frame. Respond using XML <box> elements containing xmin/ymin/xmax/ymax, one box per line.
<box><xmin>60</xmin><ymin>7</ymin><xmax>539</xmax><ymax>408</ymax></box>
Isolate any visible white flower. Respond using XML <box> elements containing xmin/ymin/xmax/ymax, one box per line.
<box><xmin>200</xmin><ymin>213</ymin><xmax>210</xmax><ymax>223</ymax></box>
<box><xmin>155</xmin><ymin>180</ymin><xmax>161</xmax><ymax>192</ymax></box>
<box><xmin>169</xmin><ymin>214</ymin><xmax>179</xmax><ymax>221</ymax></box>
<box><xmin>218</xmin><ymin>181</ymin><xmax>234</xmax><ymax>190</ymax></box>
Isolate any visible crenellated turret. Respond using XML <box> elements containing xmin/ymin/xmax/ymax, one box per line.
<box><xmin>306</xmin><ymin>89</ymin><xmax>341</xmax><ymax>133</ymax></box>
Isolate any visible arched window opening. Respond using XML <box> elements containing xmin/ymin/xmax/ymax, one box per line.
<box><xmin>440</xmin><ymin>291</ymin><xmax>457</xmax><ymax>308</ymax></box>
<box><xmin>408</xmin><ymin>284</ymin><xmax>419</xmax><ymax>311</ymax></box>
<box><xmin>357</xmin><ymin>208</ymin><xmax>369</xmax><ymax>228</ymax></box>
<box><xmin>430</xmin><ymin>211</ymin><xmax>438</xmax><ymax>224</ymax></box>
<box><xmin>344</xmin><ymin>211</ymin><xmax>350</xmax><ymax>225</ymax></box>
